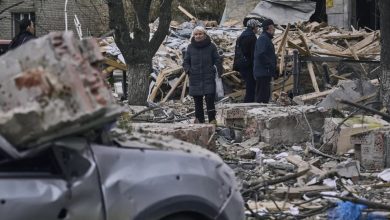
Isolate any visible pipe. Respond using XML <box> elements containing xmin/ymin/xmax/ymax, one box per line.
<box><xmin>64</xmin><ymin>0</ymin><xmax>68</xmax><ymax>31</ymax></box>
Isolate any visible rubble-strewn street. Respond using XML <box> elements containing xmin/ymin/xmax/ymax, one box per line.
<box><xmin>103</xmin><ymin>10</ymin><xmax>389</xmax><ymax>219</ymax></box>
<box><xmin>2</xmin><ymin>0</ymin><xmax>390</xmax><ymax>219</ymax></box>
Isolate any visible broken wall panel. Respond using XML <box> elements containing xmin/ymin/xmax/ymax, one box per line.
<box><xmin>0</xmin><ymin>32</ymin><xmax>117</xmax><ymax>149</ymax></box>
<box><xmin>244</xmin><ymin>105</ymin><xmax>326</xmax><ymax>146</ymax></box>
<box><xmin>351</xmin><ymin>127</ymin><xmax>390</xmax><ymax>170</ymax></box>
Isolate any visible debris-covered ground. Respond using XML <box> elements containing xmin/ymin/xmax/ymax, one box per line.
<box><xmin>108</xmin><ymin>18</ymin><xmax>389</xmax><ymax>219</ymax></box>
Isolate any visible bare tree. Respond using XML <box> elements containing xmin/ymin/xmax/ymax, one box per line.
<box><xmin>379</xmin><ymin>0</ymin><xmax>390</xmax><ymax>110</ymax></box>
<box><xmin>107</xmin><ymin>0</ymin><xmax>172</xmax><ymax>105</ymax></box>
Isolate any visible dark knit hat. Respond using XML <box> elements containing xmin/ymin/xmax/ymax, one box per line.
<box><xmin>261</xmin><ymin>19</ymin><xmax>275</xmax><ymax>30</ymax></box>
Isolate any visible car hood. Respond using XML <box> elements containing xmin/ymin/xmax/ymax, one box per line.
<box><xmin>113</xmin><ymin>131</ymin><xmax>223</xmax><ymax>162</ymax></box>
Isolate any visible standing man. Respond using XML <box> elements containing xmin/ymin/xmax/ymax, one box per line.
<box><xmin>253</xmin><ymin>19</ymin><xmax>278</xmax><ymax>103</ymax></box>
<box><xmin>8</xmin><ymin>18</ymin><xmax>36</xmax><ymax>50</ymax></box>
<box><xmin>234</xmin><ymin>19</ymin><xmax>260</xmax><ymax>103</ymax></box>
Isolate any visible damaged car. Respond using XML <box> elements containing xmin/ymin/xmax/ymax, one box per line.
<box><xmin>0</xmin><ymin>132</ymin><xmax>244</xmax><ymax>220</ymax></box>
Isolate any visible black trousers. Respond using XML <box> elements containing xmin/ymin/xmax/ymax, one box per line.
<box><xmin>240</xmin><ymin>68</ymin><xmax>256</xmax><ymax>103</ymax></box>
<box><xmin>193</xmin><ymin>94</ymin><xmax>216</xmax><ymax>123</ymax></box>
<box><xmin>255</xmin><ymin>76</ymin><xmax>272</xmax><ymax>103</ymax></box>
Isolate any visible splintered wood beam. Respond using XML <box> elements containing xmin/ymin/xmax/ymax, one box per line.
<box><xmin>148</xmin><ymin>66</ymin><xmax>183</xmax><ymax>102</ymax></box>
<box><xmin>181</xmin><ymin>74</ymin><xmax>189</xmax><ymax>101</ymax></box>
<box><xmin>104</xmin><ymin>58</ymin><xmax>127</xmax><ymax>71</ymax></box>
<box><xmin>277</xmin><ymin>23</ymin><xmax>290</xmax><ymax>55</ymax></box>
<box><xmin>308</xmin><ymin>62</ymin><xmax>320</xmax><ymax>92</ymax></box>
<box><xmin>161</xmin><ymin>71</ymin><xmax>186</xmax><ymax>103</ymax></box>
<box><xmin>344</xmin><ymin>39</ymin><xmax>369</xmax><ymax>76</ymax></box>
<box><xmin>298</xmin><ymin>29</ymin><xmax>320</xmax><ymax>92</ymax></box>
<box><xmin>178</xmin><ymin>5</ymin><xmax>197</xmax><ymax>20</ymax></box>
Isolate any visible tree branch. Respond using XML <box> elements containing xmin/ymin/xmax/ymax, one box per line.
<box><xmin>0</xmin><ymin>1</ymin><xmax>24</xmax><ymax>15</ymax></box>
<box><xmin>149</xmin><ymin>0</ymin><xmax>173</xmax><ymax>56</ymax></box>
<box><xmin>131</xmin><ymin>0</ymin><xmax>152</xmax><ymax>50</ymax></box>
<box><xmin>107</xmin><ymin>0</ymin><xmax>133</xmax><ymax>61</ymax></box>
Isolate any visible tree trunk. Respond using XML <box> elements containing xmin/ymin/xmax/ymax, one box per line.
<box><xmin>379</xmin><ymin>0</ymin><xmax>390</xmax><ymax>111</ymax></box>
<box><xmin>127</xmin><ymin>62</ymin><xmax>151</xmax><ymax>105</ymax></box>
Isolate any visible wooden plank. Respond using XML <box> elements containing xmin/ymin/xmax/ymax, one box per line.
<box><xmin>274</xmin><ymin>185</ymin><xmax>334</xmax><ymax>199</ymax></box>
<box><xmin>277</xmin><ymin>23</ymin><xmax>290</xmax><ymax>55</ymax></box>
<box><xmin>351</xmin><ymin>32</ymin><xmax>378</xmax><ymax>51</ymax></box>
<box><xmin>287</xmin><ymin>39</ymin><xmax>308</xmax><ymax>55</ymax></box>
<box><xmin>162</xmin><ymin>72</ymin><xmax>186</xmax><ymax>102</ymax></box>
<box><xmin>298</xmin><ymin>30</ymin><xmax>320</xmax><ymax>93</ymax></box>
<box><xmin>307</xmin><ymin>62</ymin><xmax>320</xmax><ymax>92</ymax></box>
<box><xmin>102</xmin><ymin>66</ymin><xmax>116</xmax><ymax>76</ymax></box>
<box><xmin>103</xmin><ymin>58</ymin><xmax>127</xmax><ymax>71</ymax></box>
<box><xmin>311</xmin><ymin>38</ymin><xmax>344</xmax><ymax>52</ymax></box>
<box><xmin>293</xmin><ymin>88</ymin><xmax>337</xmax><ymax>103</ymax></box>
<box><xmin>178</xmin><ymin>5</ymin><xmax>197</xmax><ymax>20</ymax></box>
<box><xmin>180</xmin><ymin>75</ymin><xmax>189</xmax><ymax>101</ymax></box>
<box><xmin>148</xmin><ymin>66</ymin><xmax>183</xmax><ymax>102</ymax></box>
<box><xmin>322</xmin><ymin>33</ymin><xmax>368</xmax><ymax>40</ymax></box>
<box><xmin>344</xmin><ymin>39</ymin><xmax>368</xmax><ymax>76</ymax></box>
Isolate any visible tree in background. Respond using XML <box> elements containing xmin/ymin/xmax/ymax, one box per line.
<box><xmin>379</xmin><ymin>0</ymin><xmax>390</xmax><ymax>111</ymax></box>
<box><xmin>107</xmin><ymin>0</ymin><xmax>172</xmax><ymax>105</ymax></box>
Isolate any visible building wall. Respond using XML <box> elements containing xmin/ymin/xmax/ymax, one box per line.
<box><xmin>327</xmin><ymin>0</ymin><xmax>354</xmax><ymax>29</ymax></box>
<box><xmin>0</xmin><ymin>0</ymin><xmax>108</xmax><ymax>40</ymax></box>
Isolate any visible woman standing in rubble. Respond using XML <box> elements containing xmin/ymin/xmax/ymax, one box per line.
<box><xmin>183</xmin><ymin>26</ymin><xmax>223</xmax><ymax>124</ymax></box>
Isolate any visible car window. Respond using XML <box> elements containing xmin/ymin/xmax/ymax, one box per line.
<box><xmin>0</xmin><ymin>147</ymin><xmax>62</xmax><ymax>177</ymax></box>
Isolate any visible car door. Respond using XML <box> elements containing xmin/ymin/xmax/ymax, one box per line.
<box><xmin>0</xmin><ymin>137</ymin><xmax>105</xmax><ymax>220</ymax></box>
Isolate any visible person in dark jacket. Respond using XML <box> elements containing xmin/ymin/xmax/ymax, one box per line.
<box><xmin>253</xmin><ymin>19</ymin><xmax>278</xmax><ymax>103</ymax></box>
<box><xmin>183</xmin><ymin>26</ymin><xmax>223</xmax><ymax>124</ymax></box>
<box><xmin>236</xmin><ymin>19</ymin><xmax>260</xmax><ymax>103</ymax></box>
<box><xmin>8</xmin><ymin>18</ymin><xmax>36</xmax><ymax>50</ymax></box>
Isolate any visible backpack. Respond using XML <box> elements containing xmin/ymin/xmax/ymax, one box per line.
<box><xmin>233</xmin><ymin>36</ymin><xmax>250</xmax><ymax>71</ymax></box>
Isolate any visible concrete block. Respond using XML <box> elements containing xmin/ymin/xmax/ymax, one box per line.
<box><xmin>335</xmin><ymin>160</ymin><xmax>360</xmax><ymax>181</ymax></box>
<box><xmin>131</xmin><ymin>123</ymin><xmax>216</xmax><ymax>150</ymax></box>
<box><xmin>217</xmin><ymin>103</ymin><xmax>273</xmax><ymax>128</ymax></box>
<box><xmin>351</xmin><ymin>127</ymin><xmax>390</xmax><ymax>171</ymax></box>
<box><xmin>0</xmin><ymin>32</ymin><xmax>117</xmax><ymax>149</ymax></box>
<box><xmin>243</xmin><ymin>105</ymin><xmax>325</xmax><ymax>146</ymax></box>
<box><xmin>323</xmin><ymin>116</ymin><xmax>389</xmax><ymax>154</ymax></box>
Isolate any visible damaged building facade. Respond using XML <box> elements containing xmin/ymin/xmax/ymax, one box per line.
<box><xmin>0</xmin><ymin>0</ymin><xmax>108</xmax><ymax>40</ymax></box>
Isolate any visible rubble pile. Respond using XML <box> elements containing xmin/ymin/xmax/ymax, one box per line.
<box><xmin>100</xmin><ymin>18</ymin><xmax>381</xmax><ymax>106</ymax></box>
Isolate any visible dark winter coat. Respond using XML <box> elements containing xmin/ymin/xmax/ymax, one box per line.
<box><xmin>253</xmin><ymin>31</ymin><xmax>277</xmax><ymax>78</ymax></box>
<box><xmin>8</xmin><ymin>31</ymin><xmax>36</xmax><ymax>50</ymax></box>
<box><xmin>238</xmin><ymin>27</ymin><xmax>257</xmax><ymax>70</ymax></box>
<box><xmin>183</xmin><ymin>35</ymin><xmax>223</xmax><ymax>96</ymax></box>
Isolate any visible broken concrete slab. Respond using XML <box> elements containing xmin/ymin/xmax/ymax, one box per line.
<box><xmin>217</xmin><ymin>103</ymin><xmax>274</xmax><ymax>128</ymax></box>
<box><xmin>246</xmin><ymin>0</ymin><xmax>316</xmax><ymax>25</ymax></box>
<box><xmin>318</xmin><ymin>80</ymin><xmax>378</xmax><ymax>111</ymax></box>
<box><xmin>131</xmin><ymin>123</ymin><xmax>215</xmax><ymax>150</ymax></box>
<box><xmin>0</xmin><ymin>32</ymin><xmax>118</xmax><ymax>149</ymax></box>
<box><xmin>323</xmin><ymin>116</ymin><xmax>389</xmax><ymax>155</ymax></box>
<box><xmin>243</xmin><ymin>105</ymin><xmax>326</xmax><ymax>146</ymax></box>
<box><xmin>351</xmin><ymin>127</ymin><xmax>390</xmax><ymax>171</ymax></box>
<box><xmin>334</xmin><ymin>160</ymin><xmax>360</xmax><ymax>181</ymax></box>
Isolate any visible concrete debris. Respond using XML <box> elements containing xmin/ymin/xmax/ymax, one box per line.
<box><xmin>94</xmin><ymin>17</ymin><xmax>389</xmax><ymax>218</ymax></box>
<box><xmin>244</xmin><ymin>105</ymin><xmax>325</xmax><ymax>145</ymax></box>
<box><xmin>130</xmin><ymin>122</ymin><xmax>215</xmax><ymax>150</ymax></box>
<box><xmin>0</xmin><ymin>32</ymin><xmax>119</xmax><ymax>149</ymax></box>
<box><xmin>246</xmin><ymin>0</ymin><xmax>317</xmax><ymax>25</ymax></box>
<box><xmin>378</xmin><ymin>169</ymin><xmax>390</xmax><ymax>182</ymax></box>
<box><xmin>323</xmin><ymin>116</ymin><xmax>389</xmax><ymax>154</ymax></box>
<box><xmin>351</xmin><ymin>127</ymin><xmax>390</xmax><ymax>170</ymax></box>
